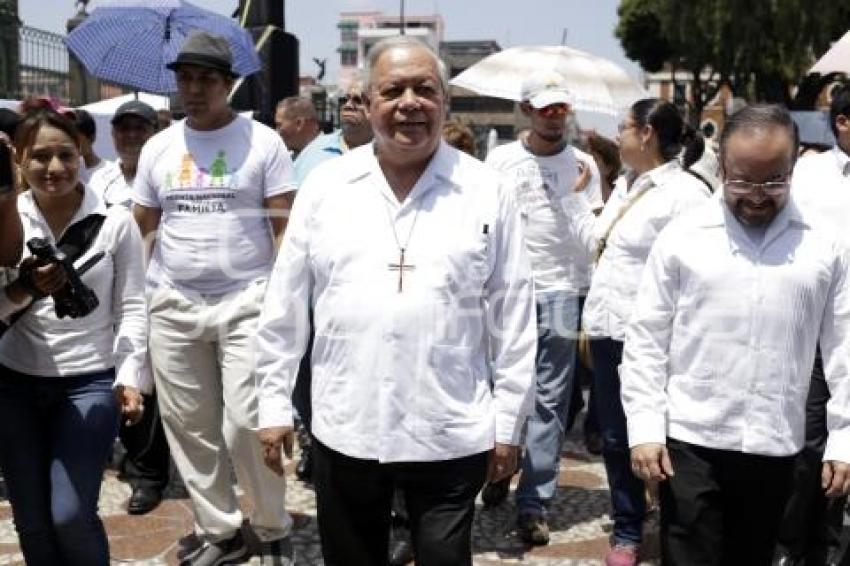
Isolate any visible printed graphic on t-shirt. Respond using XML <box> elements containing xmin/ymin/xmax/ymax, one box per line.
<box><xmin>514</xmin><ymin>163</ymin><xmax>564</xmax><ymax>217</ymax></box>
<box><xmin>163</xmin><ymin>151</ymin><xmax>242</xmax><ymax>215</ymax></box>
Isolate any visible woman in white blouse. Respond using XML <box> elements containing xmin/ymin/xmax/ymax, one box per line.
<box><xmin>566</xmin><ymin>99</ymin><xmax>711</xmax><ymax>565</ymax></box>
<box><xmin>0</xmin><ymin>107</ymin><xmax>147</xmax><ymax>566</ymax></box>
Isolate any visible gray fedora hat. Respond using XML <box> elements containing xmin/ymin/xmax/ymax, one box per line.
<box><xmin>166</xmin><ymin>31</ymin><xmax>239</xmax><ymax>77</ymax></box>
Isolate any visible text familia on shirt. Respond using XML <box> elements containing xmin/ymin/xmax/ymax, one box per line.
<box><xmin>132</xmin><ymin>115</ymin><xmax>296</xmax><ymax>295</ymax></box>
<box><xmin>164</xmin><ymin>150</ymin><xmax>240</xmax><ymax>215</ymax></box>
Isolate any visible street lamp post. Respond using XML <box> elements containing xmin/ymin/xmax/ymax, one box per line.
<box><xmin>400</xmin><ymin>0</ymin><xmax>405</xmax><ymax>35</ymax></box>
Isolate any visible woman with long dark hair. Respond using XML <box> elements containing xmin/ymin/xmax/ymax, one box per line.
<box><xmin>0</xmin><ymin>108</ymin><xmax>148</xmax><ymax>565</ymax></box>
<box><xmin>565</xmin><ymin>98</ymin><xmax>711</xmax><ymax>565</ymax></box>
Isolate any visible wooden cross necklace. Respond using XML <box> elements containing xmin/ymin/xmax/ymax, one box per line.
<box><xmin>385</xmin><ymin>204</ymin><xmax>421</xmax><ymax>293</ymax></box>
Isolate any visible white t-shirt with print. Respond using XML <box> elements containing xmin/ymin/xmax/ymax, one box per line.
<box><xmin>133</xmin><ymin>115</ymin><xmax>296</xmax><ymax>295</ymax></box>
<box><xmin>486</xmin><ymin>140</ymin><xmax>603</xmax><ymax>293</ymax></box>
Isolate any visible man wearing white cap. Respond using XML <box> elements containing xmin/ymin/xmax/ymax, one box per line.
<box><xmin>485</xmin><ymin>70</ymin><xmax>603</xmax><ymax>544</ymax></box>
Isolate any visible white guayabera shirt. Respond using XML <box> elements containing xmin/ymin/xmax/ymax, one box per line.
<box><xmin>620</xmin><ymin>198</ymin><xmax>850</xmax><ymax>462</ymax></box>
<box><xmin>255</xmin><ymin>141</ymin><xmax>537</xmax><ymax>463</ymax></box>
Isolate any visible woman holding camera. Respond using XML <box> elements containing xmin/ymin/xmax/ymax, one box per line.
<box><xmin>0</xmin><ymin>107</ymin><xmax>148</xmax><ymax>566</ymax></box>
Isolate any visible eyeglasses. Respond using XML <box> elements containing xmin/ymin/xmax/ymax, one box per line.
<box><xmin>617</xmin><ymin>121</ymin><xmax>638</xmax><ymax>134</ymax></box>
<box><xmin>340</xmin><ymin>94</ymin><xmax>364</xmax><ymax>106</ymax></box>
<box><xmin>724</xmin><ymin>178</ymin><xmax>790</xmax><ymax>196</ymax></box>
<box><xmin>534</xmin><ymin>103</ymin><xmax>569</xmax><ymax>118</ymax></box>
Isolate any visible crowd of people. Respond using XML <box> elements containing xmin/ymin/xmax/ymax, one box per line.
<box><xmin>0</xmin><ymin>27</ymin><xmax>849</xmax><ymax>566</ymax></box>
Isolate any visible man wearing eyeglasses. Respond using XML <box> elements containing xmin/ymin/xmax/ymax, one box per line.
<box><xmin>623</xmin><ymin>104</ymin><xmax>850</xmax><ymax>565</ymax></box>
<box><xmin>772</xmin><ymin>85</ymin><xmax>850</xmax><ymax>565</ymax></box>
<box><xmin>484</xmin><ymin>71</ymin><xmax>603</xmax><ymax>545</ymax></box>
<box><xmin>291</xmin><ymin>81</ymin><xmax>374</xmax><ymax>187</ymax></box>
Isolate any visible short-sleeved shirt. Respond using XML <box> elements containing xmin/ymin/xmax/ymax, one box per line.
<box><xmin>133</xmin><ymin>115</ymin><xmax>296</xmax><ymax>295</ymax></box>
<box><xmin>293</xmin><ymin>130</ymin><xmax>344</xmax><ymax>187</ymax></box>
<box><xmin>485</xmin><ymin>140</ymin><xmax>603</xmax><ymax>293</ymax></box>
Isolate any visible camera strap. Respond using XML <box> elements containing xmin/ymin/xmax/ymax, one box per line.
<box><xmin>1</xmin><ymin>213</ymin><xmax>107</xmax><ymax>335</ymax></box>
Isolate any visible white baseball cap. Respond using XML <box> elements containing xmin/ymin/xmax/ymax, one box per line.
<box><xmin>520</xmin><ymin>71</ymin><xmax>574</xmax><ymax>109</ymax></box>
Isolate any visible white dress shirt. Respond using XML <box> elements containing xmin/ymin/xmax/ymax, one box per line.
<box><xmin>792</xmin><ymin>146</ymin><xmax>850</xmax><ymax>236</ymax></box>
<box><xmin>255</xmin><ymin>141</ymin><xmax>537</xmax><ymax>463</ymax></box>
<box><xmin>621</xmin><ymin>198</ymin><xmax>850</xmax><ymax>462</ymax></box>
<box><xmin>0</xmin><ymin>186</ymin><xmax>150</xmax><ymax>392</ymax></box>
<box><xmin>563</xmin><ymin>161</ymin><xmax>711</xmax><ymax>340</ymax></box>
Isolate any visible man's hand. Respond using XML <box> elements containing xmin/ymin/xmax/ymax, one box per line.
<box><xmin>487</xmin><ymin>443</ymin><xmax>519</xmax><ymax>483</ymax></box>
<box><xmin>822</xmin><ymin>460</ymin><xmax>850</xmax><ymax>497</ymax></box>
<box><xmin>631</xmin><ymin>443</ymin><xmax>675</xmax><ymax>482</ymax></box>
<box><xmin>258</xmin><ymin>426</ymin><xmax>295</xmax><ymax>477</ymax></box>
<box><xmin>114</xmin><ymin>385</ymin><xmax>143</xmax><ymax>426</ymax></box>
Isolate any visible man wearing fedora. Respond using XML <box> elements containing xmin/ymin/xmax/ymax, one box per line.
<box><xmin>132</xmin><ymin>31</ymin><xmax>296</xmax><ymax>566</ymax></box>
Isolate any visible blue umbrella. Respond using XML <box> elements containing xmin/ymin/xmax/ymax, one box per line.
<box><xmin>65</xmin><ymin>0</ymin><xmax>261</xmax><ymax>94</ymax></box>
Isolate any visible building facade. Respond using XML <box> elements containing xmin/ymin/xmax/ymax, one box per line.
<box><xmin>336</xmin><ymin>11</ymin><xmax>444</xmax><ymax>91</ymax></box>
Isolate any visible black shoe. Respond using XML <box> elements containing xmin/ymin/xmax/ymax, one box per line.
<box><xmin>481</xmin><ymin>476</ymin><xmax>511</xmax><ymax>507</ymax></box>
<box><xmin>516</xmin><ymin>513</ymin><xmax>550</xmax><ymax>546</ymax></box>
<box><xmin>127</xmin><ymin>486</ymin><xmax>163</xmax><ymax>515</ymax></box>
<box><xmin>295</xmin><ymin>449</ymin><xmax>313</xmax><ymax>482</ymax></box>
<box><xmin>584</xmin><ymin>431</ymin><xmax>604</xmax><ymax>456</ymax></box>
<box><xmin>389</xmin><ymin>538</ymin><xmax>414</xmax><ymax>565</ymax></box>
<box><xmin>180</xmin><ymin>530</ymin><xmax>248</xmax><ymax>566</ymax></box>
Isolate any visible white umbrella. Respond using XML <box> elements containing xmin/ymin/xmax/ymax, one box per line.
<box><xmin>450</xmin><ymin>45</ymin><xmax>648</xmax><ymax>117</ymax></box>
<box><xmin>810</xmin><ymin>30</ymin><xmax>850</xmax><ymax>75</ymax></box>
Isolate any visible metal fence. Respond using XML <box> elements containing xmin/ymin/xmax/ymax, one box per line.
<box><xmin>2</xmin><ymin>24</ymin><xmax>130</xmax><ymax>107</ymax></box>
<box><xmin>17</xmin><ymin>25</ymin><xmax>71</xmax><ymax>103</ymax></box>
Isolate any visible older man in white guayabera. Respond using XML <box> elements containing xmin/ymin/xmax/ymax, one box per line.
<box><xmin>255</xmin><ymin>35</ymin><xmax>536</xmax><ymax>566</ymax></box>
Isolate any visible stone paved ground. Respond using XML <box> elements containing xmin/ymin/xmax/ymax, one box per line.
<box><xmin>0</xmin><ymin>430</ymin><xmax>661</xmax><ymax>565</ymax></box>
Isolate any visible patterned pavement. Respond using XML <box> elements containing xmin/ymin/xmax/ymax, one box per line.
<box><xmin>0</xmin><ymin>430</ymin><xmax>661</xmax><ymax>565</ymax></box>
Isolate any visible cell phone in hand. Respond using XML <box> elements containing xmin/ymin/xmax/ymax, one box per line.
<box><xmin>0</xmin><ymin>142</ymin><xmax>13</xmax><ymax>195</ymax></box>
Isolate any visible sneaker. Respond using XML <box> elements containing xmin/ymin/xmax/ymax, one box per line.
<box><xmin>516</xmin><ymin>513</ymin><xmax>549</xmax><ymax>546</ymax></box>
<box><xmin>605</xmin><ymin>542</ymin><xmax>639</xmax><ymax>566</ymax></box>
<box><xmin>256</xmin><ymin>536</ymin><xmax>295</xmax><ymax>566</ymax></box>
<box><xmin>180</xmin><ymin>530</ymin><xmax>248</xmax><ymax>566</ymax></box>
<box><xmin>481</xmin><ymin>477</ymin><xmax>511</xmax><ymax>507</ymax></box>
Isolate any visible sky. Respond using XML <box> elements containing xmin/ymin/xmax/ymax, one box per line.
<box><xmin>20</xmin><ymin>0</ymin><xmax>642</xmax><ymax>83</ymax></box>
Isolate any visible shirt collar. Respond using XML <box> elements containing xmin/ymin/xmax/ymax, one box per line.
<box><xmin>629</xmin><ymin>160</ymin><xmax>681</xmax><ymax>193</ymax></box>
<box><xmin>19</xmin><ymin>184</ymin><xmax>107</xmax><ymax>233</ymax></box>
<box><xmin>355</xmin><ymin>140</ymin><xmax>456</xmax><ymax>208</ymax></box>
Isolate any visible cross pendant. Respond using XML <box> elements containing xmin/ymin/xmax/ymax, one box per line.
<box><xmin>388</xmin><ymin>247</ymin><xmax>416</xmax><ymax>293</ymax></box>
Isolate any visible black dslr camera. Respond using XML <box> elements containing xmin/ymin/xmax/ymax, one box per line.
<box><xmin>26</xmin><ymin>238</ymin><xmax>99</xmax><ymax>319</ymax></box>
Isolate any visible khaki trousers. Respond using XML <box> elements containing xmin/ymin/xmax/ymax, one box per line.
<box><xmin>149</xmin><ymin>280</ymin><xmax>291</xmax><ymax>542</ymax></box>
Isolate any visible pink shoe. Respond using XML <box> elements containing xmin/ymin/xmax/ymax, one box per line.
<box><xmin>605</xmin><ymin>542</ymin><xmax>639</xmax><ymax>566</ymax></box>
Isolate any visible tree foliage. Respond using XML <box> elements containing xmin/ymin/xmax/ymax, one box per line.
<box><xmin>616</xmin><ymin>0</ymin><xmax>850</xmax><ymax>119</ymax></box>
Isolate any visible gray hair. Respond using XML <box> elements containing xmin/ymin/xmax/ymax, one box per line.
<box><xmin>275</xmin><ymin>96</ymin><xmax>318</xmax><ymax>122</ymax></box>
<box><xmin>365</xmin><ymin>36</ymin><xmax>449</xmax><ymax>94</ymax></box>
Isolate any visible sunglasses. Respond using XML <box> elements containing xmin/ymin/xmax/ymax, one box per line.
<box><xmin>340</xmin><ymin>94</ymin><xmax>365</xmax><ymax>106</ymax></box>
<box><xmin>724</xmin><ymin>178</ymin><xmax>790</xmax><ymax>196</ymax></box>
<box><xmin>534</xmin><ymin>103</ymin><xmax>569</xmax><ymax>118</ymax></box>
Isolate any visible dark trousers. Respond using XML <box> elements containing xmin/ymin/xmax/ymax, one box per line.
<box><xmin>590</xmin><ymin>337</ymin><xmax>645</xmax><ymax>545</ymax></box>
<box><xmin>0</xmin><ymin>367</ymin><xmax>119</xmax><ymax>566</ymax></box>
<box><xmin>776</xmin><ymin>352</ymin><xmax>848</xmax><ymax>564</ymax></box>
<box><xmin>660</xmin><ymin>438</ymin><xmax>796</xmax><ymax>566</ymax></box>
<box><xmin>118</xmin><ymin>390</ymin><xmax>171</xmax><ymax>489</ymax></box>
<box><xmin>313</xmin><ymin>438</ymin><xmax>487</xmax><ymax>566</ymax></box>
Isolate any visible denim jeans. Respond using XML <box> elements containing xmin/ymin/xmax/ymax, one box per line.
<box><xmin>0</xmin><ymin>366</ymin><xmax>120</xmax><ymax>566</ymax></box>
<box><xmin>589</xmin><ymin>338</ymin><xmax>645</xmax><ymax>546</ymax></box>
<box><xmin>515</xmin><ymin>291</ymin><xmax>579</xmax><ymax>517</ymax></box>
